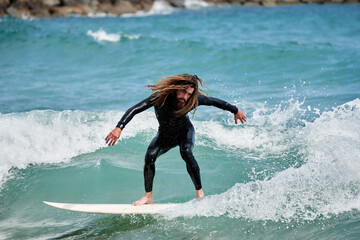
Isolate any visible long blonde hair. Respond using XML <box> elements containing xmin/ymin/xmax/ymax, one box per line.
<box><xmin>147</xmin><ymin>74</ymin><xmax>207</xmax><ymax>117</ymax></box>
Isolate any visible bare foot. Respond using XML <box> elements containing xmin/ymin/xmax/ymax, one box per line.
<box><xmin>132</xmin><ymin>192</ymin><xmax>154</xmax><ymax>206</ymax></box>
<box><xmin>196</xmin><ymin>189</ymin><xmax>205</xmax><ymax>198</ymax></box>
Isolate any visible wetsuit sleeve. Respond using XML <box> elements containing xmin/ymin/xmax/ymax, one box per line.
<box><xmin>116</xmin><ymin>96</ymin><xmax>153</xmax><ymax>130</ymax></box>
<box><xmin>198</xmin><ymin>95</ymin><xmax>238</xmax><ymax>114</ymax></box>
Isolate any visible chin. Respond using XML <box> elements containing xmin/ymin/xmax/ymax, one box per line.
<box><xmin>177</xmin><ymin>102</ymin><xmax>186</xmax><ymax>109</ymax></box>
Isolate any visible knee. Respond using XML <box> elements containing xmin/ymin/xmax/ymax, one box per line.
<box><xmin>180</xmin><ymin>145</ymin><xmax>194</xmax><ymax>161</ymax></box>
<box><xmin>145</xmin><ymin>149</ymin><xmax>158</xmax><ymax>165</ymax></box>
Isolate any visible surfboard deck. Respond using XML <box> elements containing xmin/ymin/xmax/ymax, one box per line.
<box><xmin>43</xmin><ymin>201</ymin><xmax>180</xmax><ymax>215</ymax></box>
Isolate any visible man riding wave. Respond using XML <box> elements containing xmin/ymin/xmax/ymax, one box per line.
<box><xmin>105</xmin><ymin>74</ymin><xmax>246</xmax><ymax>206</ymax></box>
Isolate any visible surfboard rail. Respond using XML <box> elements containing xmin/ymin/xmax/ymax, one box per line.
<box><xmin>43</xmin><ymin>201</ymin><xmax>180</xmax><ymax>215</ymax></box>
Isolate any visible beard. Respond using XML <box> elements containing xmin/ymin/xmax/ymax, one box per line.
<box><xmin>176</xmin><ymin>97</ymin><xmax>186</xmax><ymax>109</ymax></box>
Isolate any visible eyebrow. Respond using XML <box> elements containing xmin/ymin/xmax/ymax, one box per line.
<box><xmin>184</xmin><ymin>89</ymin><xmax>193</xmax><ymax>95</ymax></box>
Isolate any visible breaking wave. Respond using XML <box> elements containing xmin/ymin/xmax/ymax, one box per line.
<box><xmin>164</xmin><ymin>99</ymin><xmax>360</xmax><ymax>222</ymax></box>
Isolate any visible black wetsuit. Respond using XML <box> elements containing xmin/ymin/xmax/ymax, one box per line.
<box><xmin>116</xmin><ymin>95</ymin><xmax>238</xmax><ymax>192</ymax></box>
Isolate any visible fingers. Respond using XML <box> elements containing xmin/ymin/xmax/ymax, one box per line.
<box><xmin>241</xmin><ymin>116</ymin><xmax>247</xmax><ymax>124</ymax></box>
<box><xmin>234</xmin><ymin>111</ymin><xmax>247</xmax><ymax>124</ymax></box>
<box><xmin>105</xmin><ymin>133</ymin><xmax>111</xmax><ymax>144</ymax></box>
<box><xmin>105</xmin><ymin>132</ymin><xmax>118</xmax><ymax>146</ymax></box>
<box><xmin>109</xmin><ymin>136</ymin><xmax>117</xmax><ymax>146</ymax></box>
<box><xmin>105</xmin><ymin>135</ymin><xmax>109</xmax><ymax>145</ymax></box>
<box><xmin>240</xmin><ymin>115</ymin><xmax>247</xmax><ymax>124</ymax></box>
<box><xmin>109</xmin><ymin>137</ymin><xmax>116</xmax><ymax>146</ymax></box>
<box><xmin>105</xmin><ymin>133</ymin><xmax>113</xmax><ymax>145</ymax></box>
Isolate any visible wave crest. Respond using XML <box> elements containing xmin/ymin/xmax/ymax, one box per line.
<box><xmin>164</xmin><ymin>99</ymin><xmax>360</xmax><ymax>221</ymax></box>
<box><xmin>0</xmin><ymin>110</ymin><xmax>156</xmax><ymax>187</ymax></box>
<box><xmin>87</xmin><ymin>29</ymin><xmax>141</xmax><ymax>43</ymax></box>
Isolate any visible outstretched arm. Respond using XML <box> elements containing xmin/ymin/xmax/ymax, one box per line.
<box><xmin>198</xmin><ymin>95</ymin><xmax>247</xmax><ymax>124</ymax></box>
<box><xmin>105</xmin><ymin>96</ymin><xmax>153</xmax><ymax>146</ymax></box>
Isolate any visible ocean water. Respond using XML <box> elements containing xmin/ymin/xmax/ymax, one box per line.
<box><xmin>1</xmin><ymin>3</ymin><xmax>360</xmax><ymax>239</ymax></box>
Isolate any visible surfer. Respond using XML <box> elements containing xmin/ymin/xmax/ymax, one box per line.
<box><xmin>105</xmin><ymin>74</ymin><xmax>247</xmax><ymax>206</ymax></box>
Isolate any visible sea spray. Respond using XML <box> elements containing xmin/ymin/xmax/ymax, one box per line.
<box><xmin>87</xmin><ymin>29</ymin><xmax>121</xmax><ymax>42</ymax></box>
<box><xmin>163</xmin><ymin>99</ymin><xmax>360</xmax><ymax>222</ymax></box>
<box><xmin>0</xmin><ymin>110</ymin><xmax>157</xmax><ymax>187</ymax></box>
<box><xmin>86</xmin><ymin>29</ymin><xmax>141</xmax><ymax>43</ymax></box>
<box><xmin>195</xmin><ymin>98</ymin><xmax>308</xmax><ymax>161</ymax></box>
<box><xmin>0</xmin><ymin>98</ymin><xmax>334</xmax><ymax>190</ymax></box>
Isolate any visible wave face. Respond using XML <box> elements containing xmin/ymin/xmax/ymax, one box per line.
<box><xmin>1</xmin><ymin>99</ymin><xmax>359</xmax><ymax>223</ymax></box>
<box><xmin>0</xmin><ymin>110</ymin><xmax>158</xmax><ymax>186</ymax></box>
<box><xmin>164</xmin><ymin>99</ymin><xmax>360</xmax><ymax>221</ymax></box>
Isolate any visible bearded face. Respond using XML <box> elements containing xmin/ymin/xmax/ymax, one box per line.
<box><xmin>175</xmin><ymin>86</ymin><xmax>194</xmax><ymax>109</ymax></box>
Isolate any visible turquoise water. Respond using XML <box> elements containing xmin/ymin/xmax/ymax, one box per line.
<box><xmin>1</xmin><ymin>4</ymin><xmax>360</xmax><ymax>239</ymax></box>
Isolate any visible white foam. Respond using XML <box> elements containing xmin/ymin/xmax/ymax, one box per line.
<box><xmin>87</xmin><ymin>29</ymin><xmax>121</xmax><ymax>42</ymax></box>
<box><xmin>121</xmin><ymin>0</ymin><xmax>210</xmax><ymax>18</ymax></box>
<box><xmin>184</xmin><ymin>0</ymin><xmax>210</xmax><ymax>8</ymax></box>
<box><xmin>0</xmin><ymin>110</ymin><xmax>157</xmax><ymax>188</ymax></box>
<box><xmin>87</xmin><ymin>12</ymin><xmax>116</xmax><ymax>18</ymax></box>
<box><xmin>122</xmin><ymin>0</ymin><xmax>175</xmax><ymax>18</ymax></box>
<box><xmin>194</xmin><ymin>98</ymin><xmax>307</xmax><ymax>160</ymax></box>
<box><xmin>87</xmin><ymin>29</ymin><xmax>141</xmax><ymax>42</ymax></box>
<box><xmin>2</xmin><ymin>99</ymin><xmax>360</xmax><ymax>221</ymax></box>
<box><xmin>123</xmin><ymin>33</ymin><xmax>141</xmax><ymax>40</ymax></box>
<box><xmin>148</xmin><ymin>0</ymin><xmax>175</xmax><ymax>15</ymax></box>
<box><xmin>164</xmin><ymin>99</ymin><xmax>360</xmax><ymax>221</ymax></box>
<box><xmin>0</xmin><ymin>99</ymin><xmax>315</xmax><ymax>188</ymax></box>
<box><xmin>21</xmin><ymin>13</ymin><xmax>35</xmax><ymax>21</ymax></box>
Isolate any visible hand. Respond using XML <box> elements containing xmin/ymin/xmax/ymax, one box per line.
<box><xmin>105</xmin><ymin>128</ymin><xmax>122</xmax><ymax>146</ymax></box>
<box><xmin>234</xmin><ymin>109</ymin><xmax>247</xmax><ymax>124</ymax></box>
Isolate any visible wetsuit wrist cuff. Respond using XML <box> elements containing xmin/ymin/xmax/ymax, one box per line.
<box><xmin>116</xmin><ymin>123</ymin><xmax>125</xmax><ymax>130</ymax></box>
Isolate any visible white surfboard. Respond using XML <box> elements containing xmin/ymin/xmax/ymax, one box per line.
<box><xmin>43</xmin><ymin>201</ymin><xmax>180</xmax><ymax>215</ymax></box>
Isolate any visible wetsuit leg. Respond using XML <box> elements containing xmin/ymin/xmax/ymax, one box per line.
<box><xmin>144</xmin><ymin>133</ymin><xmax>172</xmax><ymax>192</ymax></box>
<box><xmin>179</xmin><ymin>127</ymin><xmax>202</xmax><ymax>190</ymax></box>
